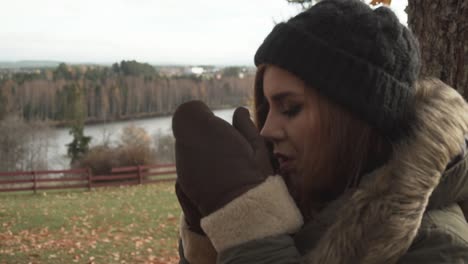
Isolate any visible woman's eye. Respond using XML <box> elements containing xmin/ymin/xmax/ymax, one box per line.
<box><xmin>282</xmin><ymin>105</ymin><xmax>302</xmax><ymax>117</ymax></box>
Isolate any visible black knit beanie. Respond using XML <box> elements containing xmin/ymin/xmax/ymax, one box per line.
<box><xmin>255</xmin><ymin>0</ymin><xmax>421</xmax><ymax>140</ymax></box>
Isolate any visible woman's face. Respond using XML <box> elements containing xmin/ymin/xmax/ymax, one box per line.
<box><xmin>260</xmin><ymin>66</ymin><xmax>320</xmax><ymax>181</ymax></box>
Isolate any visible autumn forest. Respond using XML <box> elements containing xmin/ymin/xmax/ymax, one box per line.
<box><xmin>0</xmin><ymin>61</ymin><xmax>254</xmax><ymax>125</ymax></box>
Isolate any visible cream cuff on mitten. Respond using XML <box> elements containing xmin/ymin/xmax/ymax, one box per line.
<box><xmin>201</xmin><ymin>175</ymin><xmax>304</xmax><ymax>252</ymax></box>
<box><xmin>179</xmin><ymin>215</ymin><xmax>217</xmax><ymax>264</ymax></box>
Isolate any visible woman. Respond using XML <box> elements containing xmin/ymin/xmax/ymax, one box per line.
<box><xmin>172</xmin><ymin>0</ymin><xmax>468</xmax><ymax>263</ymax></box>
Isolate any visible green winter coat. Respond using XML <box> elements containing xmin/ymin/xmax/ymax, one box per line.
<box><xmin>218</xmin><ymin>155</ymin><xmax>468</xmax><ymax>264</ymax></box>
<box><xmin>178</xmin><ymin>79</ymin><xmax>468</xmax><ymax>264</ymax></box>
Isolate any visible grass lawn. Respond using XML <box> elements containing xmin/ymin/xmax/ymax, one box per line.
<box><xmin>0</xmin><ymin>182</ymin><xmax>181</xmax><ymax>263</ymax></box>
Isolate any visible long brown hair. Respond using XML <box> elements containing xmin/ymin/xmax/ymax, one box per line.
<box><xmin>254</xmin><ymin>65</ymin><xmax>392</xmax><ymax>220</ymax></box>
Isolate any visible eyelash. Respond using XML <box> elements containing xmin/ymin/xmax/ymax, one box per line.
<box><xmin>282</xmin><ymin>104</ymin><xmax>302</xmax><ymax>117</ymax></box>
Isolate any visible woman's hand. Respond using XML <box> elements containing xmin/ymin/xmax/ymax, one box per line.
<box><xmin>172</xmin><ymin>101</ymin><xmax>272</xmax><ymax>216</ymax></box>
<box><xmin>173</xmin><ymin>101</ymin><xmax>302</xmax><ymax>253</ymax></box>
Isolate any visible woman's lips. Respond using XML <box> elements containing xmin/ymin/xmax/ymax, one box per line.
<box><xmin>279</xmin><ymin>159</ymin><xmax>295</xmax><ymax>173</ymax></box>
<box><xmin>274</xmin><ymin>153</ymin><xmax>295</xmax><ymax>173</ymax></box>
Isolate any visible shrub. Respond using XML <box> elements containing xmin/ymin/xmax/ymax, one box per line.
<box><xmin>0</xmin><ymin>115</ymin><xmax>52</xmax><ymax>172</ymax></box>
<box><xmin>153</xmin><ymin>131</ymin><xmax>175</xmax><ymax>163</ymax></box>
<box><xmin>116</xmin><ymin>144</ymin><xmax>156</xmax><ymax>167</ymax></box>
<box><xmin>76</xmin><ymin>125</ymin><xmax>157</xmax><ymax>175</ymax></box>
<box><xmin>75</xmin><ymin>145</ymin><xmax>117</xmax><ymax>175</ymax></box>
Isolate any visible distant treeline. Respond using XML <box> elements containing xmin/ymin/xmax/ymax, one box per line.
<box><xmin>0</xmin><ymin>61</ymin><xmax>254</xmax><ymax>124</ymax></box>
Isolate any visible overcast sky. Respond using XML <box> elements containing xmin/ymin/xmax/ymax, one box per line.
<box><xmin>0</xmin><ymin>0</ymin><xmax>408</xmax><ymax>66</ymax></box>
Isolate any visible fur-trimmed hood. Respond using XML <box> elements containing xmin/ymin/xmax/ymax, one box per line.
<box><xmin>295</xmin><ymin>78</ymin><xmax>468</xmax><ymax>263</ymax></box>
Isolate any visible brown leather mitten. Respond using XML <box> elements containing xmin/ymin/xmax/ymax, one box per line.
<box><xmin>172</xmin><ymin>101</ymin><xmax>272</xmax><ymax>216</ymax></box>
<box><xmin>232</xmin><ymin>107</ymin><xmax>274</xmax><ymax>177</ymax></box>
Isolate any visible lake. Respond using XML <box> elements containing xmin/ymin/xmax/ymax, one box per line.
<box><xmin>48</xmin><ymin>108</ymin><xmax>237</xmax><ymax>169</ymax></box>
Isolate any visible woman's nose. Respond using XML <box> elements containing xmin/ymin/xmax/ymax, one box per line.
<box><xmin>260</xmin><ymin>113</ymin><xmax>284</xmax><ymax>141</ymax></box>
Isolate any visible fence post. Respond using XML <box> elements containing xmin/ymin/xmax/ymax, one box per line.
<box><xmin>32</xmin><ymin>171</ymin><xmax>37</xmax><ymax>194</ymax></box>
<box><xmin>138</xmin><ymin>165</ymin><xmax>142</xmax><ymax>185</ymax></box>
<box><xmin>87</xmin><ymin>168</ymin><xmax>93</xmax><ymax>191</ymax></box>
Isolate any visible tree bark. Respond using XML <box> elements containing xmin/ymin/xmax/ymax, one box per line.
<box><xmin>407</xmin><ymin>0</ymin><xmax>468</xmax><ymax>96</ymax></box>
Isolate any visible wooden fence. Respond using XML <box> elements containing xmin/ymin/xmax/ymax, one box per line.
<box><xmin>0</xmin><ymin>164</ymin><xmax>176</xmax><ymax>193</ymax></box>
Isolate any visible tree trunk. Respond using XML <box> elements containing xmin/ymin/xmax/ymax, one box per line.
<box><xmin>407</xmin><ymin>0</ymin><xmax>468</xmax><ymax>96</ymax></box>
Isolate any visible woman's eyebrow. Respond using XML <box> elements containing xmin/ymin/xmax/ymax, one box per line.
<box><xmin>271</xmin><ymin>92</ymin><xmax>301</xmax><ymax>102</ymax></box>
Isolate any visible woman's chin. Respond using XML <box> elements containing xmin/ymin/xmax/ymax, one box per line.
<box><xmin>280</xmin><ymin>172</ymin><xmax>302</xmax><ymax>204</ymax></box>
